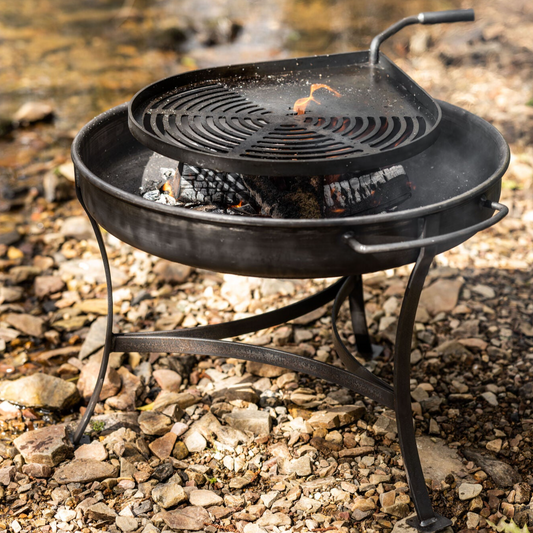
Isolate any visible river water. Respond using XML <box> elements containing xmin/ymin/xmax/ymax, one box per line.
<box><xmin>0</xmin><ymin>0</ymin><xmax>458</xmax><ymax>131</ymax></box>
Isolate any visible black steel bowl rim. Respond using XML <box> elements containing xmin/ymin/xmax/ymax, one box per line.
<box><xmin>72</xmin><ymin>101</ymin><xmax>509</xmax><ymax>230</ymax></box>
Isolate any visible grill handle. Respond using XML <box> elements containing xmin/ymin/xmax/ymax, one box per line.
<box><xmin>343</xmin><ymin>199</ymin><xmax>507</xmax><ymax>255</ymax></box>
<box><xmin>370</xmin><ymin>9</ymin><xmax>475</xmax><ymax>65</ymax></box>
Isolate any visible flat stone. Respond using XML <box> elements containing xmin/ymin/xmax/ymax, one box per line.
<box><xmin>152</xmin><ymin>482</ymin><xmax>188</xmax><ymax>509</ymax></box>
<box><xmin>53</xmin><ymin>459</ymin><xmax>118</xmax><ymax>484</ymax></box>
<box><xmin>4</xmin><ymin>313</ymin><xmax>44</xmax><ymax>337</ymax></box>
<box><xmin>352</xmin><ymin>498</ymin><xmax>376</xmax><ymax>512</ymax></box>
<box><xmin>229</xmin><ymin>470</ymin><xmax>256</xmax><ymax>489</ymax></box>
<box><xmin>339</xmin><ymin>446</ymin><xmax>375</xmax><ymax>458</ymax></box>
<box><xmin>486</xmin><ymin>439</ymin><xmax>503</xmax><ymax>453</ymax></box>
<box><xmin>79</xmin><ymin>316</ymin><xmax>108</xmax><ymax>359</ymax></box>
<box><xmin>153</xmin><ymin>369</ymin><xmax>182</xmax><ymax>392</ymax></box>
<box><xmin>307</xmin><ymin>405</ymin><xmax>364</xmax><ymax>430</ymax></box>
<box><xmin>246</xmin><ymin>361</ymin><xmax>287</xmax><ymax>378</ymax></box>
<box><xmin>34</xmin><ymin>275</ymin><xmax>65</xmax><ymax>298</ymax></box>
<box><xmin>9</xmin><ymin>265</ymin><xmax>41</xmax><ymax>283</ymax></box>
<box><xmin>155</xmin><ymin>506</ymin><xmax>210</xmax><ymax>530</ymax></box>
<box><xmin>77</xmin><ymin>360</ymin><xmax>122</xmax><ymax>402</ymax></box>
<box><xmin>373</xmin><ymin>413</ymin><xmax>397</xmax><ymax>436</ymax></box>
<box><xmin>293</xmin><ymin>496</ymin><xmax>322</xmax><ymax>512</ymax></box>
<box><xmin>85</xmin><ymin>412</ymin><xmax>139</xmax><ymax>433</ymax></box>
<box><xmin>149</xmin><ymin>432</ymin><xmax>177</xmax><ymax>460</ymax></box>
<box><xmin>14</xmin><ymin>101</ymin><xmax>53</xmax><ymax>123</ymax></box>
<box><xmin>116</xmin><ymin>516</ymin><xmax>139</xmax><ymax>532</ymax></box>
<box><xmin>183</xmin><ymin>431</ymin><xmax>207</xmax><ymax>453</ymax></box>
<box><xmin>419</xmin><ymin>278</ymin><xmax>464</xmax><ymax>316</ymax></box>
<box><xmin>153</xmin><ymin>260</ymin><xmax>192</xmax><ymax>284</ymax></box>
<box><xmin>185</xmin><ymin>411</ymin><xmax>249</xmax><ymax>448</ymax></box>
<box><xmin>392</xmin><ymin>515</ymin><xmax>453</xmax><ymax>533</ymax></box>
<box><xmin>0</xmin><ymin>286</ymin><xmax>23</xmax><ymax>304</ymax></box>
<box><xmin>256</xmin><ymin>510</ymin><xmax>292</xmax><ymax>527</ymax></box>
<box><xmin>60</xmin><ymin>216</ymin><xmax>93</xmax><ymax>240</ymax></box>
<box><xmin>106</xmin><ymin>367</ymin><xmax>142</xmax><ymax>411</ymax></box>
<box><xmin>224</xmin><ymin>409</ymin><xmax>272</xmax><ymax>436</ymax></box>
<box><xmin>14</xmin><ymin>424</ymin><xmax>73</xmax><ymax>466</ymax></box>
<box><xmin>74</xmin><ymin>441</ymin><xmax>108</xmax><ymax>461</ymax></box>
<box><xmin>481</xmin><ymin>391</ymin><xmax>499</xmax><ymax>406</ymax></box>
<box><xmin>86</xmin><ymin>502</ymin><xmax>117</xmax><ymax>522</ymax></box>
<box><xmin>0</xmin><ymin>373</ymin><xmax>79</xmax><ymax>410</ymax></box>
<box><xmin>151</xmin><ymin>390</ymin><xmax>200</xmax><ymax>411</ymax></box>
<box><xmin>59</xmin><ymin>258</ymin><xmax>128</xmax><ymax>287</ymax></box>
<box><xmin>417</xmin><ymin>436</ymin><xmax>465</xmax><ymax>484</ymax></box>
<box><xmin>75</xmin><ymin>299</ymin><xmax>110</xmax><ymax>315</ymax></box>
<box><xmin>383</xmin><ymin>503</ymin><xmax>411</xmax><ymax>518</ymax></box>
<box><xmin>278</xmin><ymin>456</ymin><xmax>312</xmax><ymax>476</ymax></box>
<box><xmin>189</xmin><ymin>489</ymin><xmax>223</xmax><ymax>507</ymax></box>
<box><xmin>471</xmin><ymin>284</ymin><xmax>496</xmax><ymax>299</ymax></box>
<box><xmin>139</xmin><ymin>411</ymin><xmax>173</xmax><ymax>436</ymax></box>
<box><xmin>458</xmin><ymin>483</ymin><xmax>483</xmax><ymax>500</ymax></box>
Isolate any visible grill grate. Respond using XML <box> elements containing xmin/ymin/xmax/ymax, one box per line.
<box><xmin>129</xmin><ymin>52</ymin><xmax>442</xmax><ymax>176</ymax></box>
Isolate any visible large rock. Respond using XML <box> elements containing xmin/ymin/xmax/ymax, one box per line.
<box><xmin>419</xmin><ymin>278</ymin><xmax>463</xmax><ymax>316</ymax></box>
<box><xmin>189</xmin><ymin>489</ymin><xmax>223</xmax><ymax>507</ymax></box>
<box><xmin>77</xmin><ymin>360</ymin><xmax>122</xmax><ymax>402</ymax></box>
<box><xmin>53</xmin><ymin>459</ymin><xmax>118</xmax><ymax>484</ymax></box>
<box><xmin>462</xmin><ymin>449</ymin><xmax>521</xmax><ymax>487</ymax></box>
<box><xmin>155</xmin><ymin>506</ymin><xmax>210</xmax><ymax>530</ymax></box>
<box><xmin>4</xmin><ymin>313</ymin><xmax>44</xmax><ymax>337</ymax></box>
<box><xmin>14</xmin><ymin>424</ymin><xmax>73</xmax><ymax>466</ymax></box>
<box><xmin>417</xmin><ymin>436</ymin><xmax>466</xmax><ymax>484</ymax></box>
<box><xmin>0</xmin><ymin>373</ymin><xmax>79</xmax><ymax>410</ymax></box>
<box><xmin>153</xmin><ymin>369</ymin><xmax>182</xmax><ymax>392</ymax></box>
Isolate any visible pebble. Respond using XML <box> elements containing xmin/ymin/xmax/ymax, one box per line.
<box><xmin>256</xmin><ymin>510</ymin><xmax>292</xmax><ymax>527</ymax></box>
<box><xmin>419</xmin><ymin>278</ymin><xmax>463</xmax><ymax>315</ymax></box>
<box><xmin>4</xmin><ymin>312</ymin><xmax>45</xmax><ymax>337</ymax></box>
<box><xmin>60</xmin><ymin>215</ymin><xmax>94</xmax><ymax>239</ymax></box>
<box><xmin>86</xmin><ymin>502</ymin><xmax>117</xmax><ymax>522</ymax></box>
<box><xmin>77</xmin><ymin>360</ymin><xmax>122</xmax><ymax>401</ymax></box>
<box><xmin>13</xmin><ymin>101</ymin><xmax>53</xmax><ymax>123</ymax></box>
<box><xmin>156</xmin><ymin>506</ymin><xmax>210</xmax><ymax>530</ymax></box>
<box><xmin>307</xmin><ymin>405</ymin><xmax>364</xmax><ymax>429</ymax></box>
<box><xmin>14</xmin><ymin>424</ymin><xmax>73</xmax><ymax>466</ymax></box>
<box><xmin>278</xmin><ymin>456</ymin><xmax>312</xmax><ymax>476</ymax></box>
<box><xmin>458</xmin><ymin>483</ymin><xmax>483</xmax><ymax>500</ymax></box>
<box><xmin>107</xmin><ymin>366</ymin><xmax>142</xmax><ymax>411</ymax></box>
<box><xmin>75</xmin><ymin>441</ymin><xmax>108</xmax><ymax>461</ymax></box>
<box><xmin>79</xmin><ymin>316</ymin><xmax>108</xmax><ymax>359</ymax></box>
<box><xmin>153</xmin><ymin>260</ymin><xmax>192</xmax><ymax>283</ymax></box>
<box><xmin>189</xmin><ymin>489</ymin><xmax>224</xmax><ymax>507</ymax></box>
<box><xmin>34</xmin><ymin>275</ymin><xmax>65</xmax><ymax>297</ymax></box>
<box><xmin>152</xmin><ymin>482</ymin><xmax>188</xmax><ymax>509</ymax></box>
<box><xmin>153</xmin><ymin>368</ymin><xmax>183</xmax><ymax>392</ymax></box>
<box><xmin>224</xmin><ymin>409</ymin><xmax>272</xmax><ymax>435</ymax></box>
<box><xmin>183</xmin><ymin>431</ymin><xmax>207</xmax><ymax>452</ymax></box>
<box><xmin>481</xmin><ymin>391</ymin><xmax>499</xmax><ymax>406</ymax></box>
<box><xmin>149</xmin><ymin>431</ymin><xmax>177</xmax><ymax>460</ymax></box>
<box><xmin>116</xmin><ymin>516</ymin><xmax>139</xmax><ymax>532</ymax></box>
<box><xmin>0</xmin><ymin>465</ymin><xmax>16</xmax><ymax>486</ymax></box>
<box><xmin>21</xmin><ymin>463</ymin><xmax>52</xmax><ymax>478</ymax></box>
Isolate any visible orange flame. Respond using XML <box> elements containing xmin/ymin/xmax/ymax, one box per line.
<box><xmin>161</xmin><ymin>181</ymin><xmax>173</xmax><ymax>197</ymax></box>
<box><xmin>293</xmin><ymin>84</ymin><xmax>342</xmax><ymax>115</ymax></box>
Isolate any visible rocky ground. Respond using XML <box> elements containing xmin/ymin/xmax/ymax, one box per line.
<box><xmin>1</xmin><ymin>0</ymin><xmax>533</xmax><ymax>533</ymax></box>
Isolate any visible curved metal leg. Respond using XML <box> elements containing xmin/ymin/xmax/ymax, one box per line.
<box><xmin>349</xmin><ymin>274</ymin><xmax>383</xmax><ymax>359</ymax></box>
<box><xmin>72</xmin><ymin>188</ymin><xmax>115</xmax><ymax>444</ymax></box>
<box><xmin>395</xmin><ymin>246</ymin><xmax>452</xmax><ymax>532</ymax></box>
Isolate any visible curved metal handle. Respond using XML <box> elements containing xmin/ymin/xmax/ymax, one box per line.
<box><xmin>370</xmin><ymin>9</ymin><xmax>475</xmax><ymax>65</ymax></box>
<box><xmin>343</xmin><ymin>199</ymin><xmax>508</xmax><ymax>255</ymax></box>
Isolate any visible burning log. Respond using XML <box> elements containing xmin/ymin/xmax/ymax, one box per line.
<box><xmin>323</xmin><ymin>165</ymin><xmax>411</xmax><ymax>217</ymax></box>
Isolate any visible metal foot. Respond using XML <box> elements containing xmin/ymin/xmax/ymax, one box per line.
<box><xmin>406</xmin><ymin>513</ymin><xmax>453</xmax><ymax>532</ymax></box>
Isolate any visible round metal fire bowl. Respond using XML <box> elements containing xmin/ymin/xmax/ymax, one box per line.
<box><xmin>72</xmin><ymin>101</ymin><xmax>509</xmax><ymax>279</ymax></box>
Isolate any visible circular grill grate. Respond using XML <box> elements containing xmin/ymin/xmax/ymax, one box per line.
<box><xmin>142</xmin><ymin>83</ymin><xmax>427</xmax><ymax>161</ymax></box>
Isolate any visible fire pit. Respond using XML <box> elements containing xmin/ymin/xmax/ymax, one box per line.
<box><xmin>71</xmin><ymin>10</ymin><xmax>510</xmax><ymax>532</ymax></box>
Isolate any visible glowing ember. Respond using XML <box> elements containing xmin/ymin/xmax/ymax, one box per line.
<box><xmin>293</xmin><ymin>84</ymin><xmax>342</xmax><ymax>115</ymax></box>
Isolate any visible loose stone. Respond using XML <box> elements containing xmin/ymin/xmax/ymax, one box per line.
<box><xmin>152</xmin><ymin>482</ymin><xmax>188</xmax><ymax>509</ymax></box>
<box><xmin>458</xmin><ymin>483</ymin><xmax>483</xmax><ymax>500</ymax></box>
<box><xmin>155</xmin><ymin>506</ymin><xmax>210</xmax><ymax>530</ymax></box>
<box><xmin>188</xmin><ymin>489</ymin><xmax>224</xmax><ymax>507</ymax></box>
<box><xmin>53</xmin><ymin>458</ymin><xmax>118</xmax><ymax>484</ymax></box>
<box><xmin>14</xmin><ymin>424</ymin><xmax>73</xmax><ymax>466</ymax></box>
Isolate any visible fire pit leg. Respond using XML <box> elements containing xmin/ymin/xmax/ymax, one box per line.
<box><xmin>395</xmin><ymin>246</ymin><xmax>452</xmax><ymax>532</ymax></box>
<box><xmin>72</xmin><ymin>187</ymin><xmax>115</xmax><ymax>445</ymax></box>
<box><xmin>349</xmin><ymin>274</ymin><xmax>383</xmax><ymax>360</ymax></box>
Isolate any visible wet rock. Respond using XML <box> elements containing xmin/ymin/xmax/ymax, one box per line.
<box><xmin>74</xmin><ymin>441</ymin><xmax>108</xmax><ymax>461</ymax></box>
<box><xmin>14</xmin><ymin>102</ymin><xmax>53</xmax><ymax>124</ymax></box>
<box><xmin>419</xmin><ymin>278</ymin><xmax>463</xmax><ymax>316</ymax></box>
<box><xmin>153</xmin><ymin>260</ymin><xmax>192</xmax><ymax>284</ymax></box>
<box><xmin>153</xmin><ymin>368</ymin><xmax>182</xmax><ymax>392</ymax></box>
<box><xmin>14</xmin><ymin>424</ymin><xmax>73</xmax><ymax>466</ymax></box>
<box><xmin>224</xmin><ymin>409</ymin><xmax>272</xmax><ymax>436</ymax></box>
<box><xmin>34</xmin><ymin>275</ymin><xmax>65</xmax><ymax>297</ymax></box>
<box><xmin>458</xmin><ymin>483</ymin><xmax>483</xmax><ymax>500</ymax></box>
<box><xmin>79</xmin><ymin>316</ymin><xmax>108</xmax><ymax>359</ymax></box>
<box><xmin>189</xmin><ymin>489</ymin><xmax>223</xmax><ymax>507</ymax></box>
<box><xmin>77</xmin><ymin>360</ymin><xmax>122</xmax><ymax>402</ymax></box>
<box><xmin>139</xmin><ymin>411</ymin><xmax>173</xmax><ymax>436</ymax></box>
<box><xmin>155</xmin><ymin>506</ymin><xmax>210</xmax><ymax>530</ymax></box>
<box><xmin>4</xmin><ymin>313</ymin><xmax>44</xmax><ymax>337</ymax></box>
<box><xmin>86</xmin><ymin>502</ymin><xmax>117</xmax><ymax>522</ymax></box>
<box><xmin>53</xmin><ymin>459</ymin><xmax>118</xmax><ymax>484</ymax></box>
<box><xmin>60</xmin><ymin>216</ymin><xmax>94</xmax><ymax>240</ymax></box>
<box><xmin>106</xmin><ymin>367</ymin><xmax>142</xmax><ymax>411</ymax></box>
<box><xmin>149</xmin><ymin>432</ymin><xmax>177</xmax><ymax>460</ymax></box>
<box><xmin>152</xmin><ymin>481</ymin><xmax>188</xmax><ymax>509</ymax></box>
<box><xmin>307</xmin><ymin>405</ymin><xmax>364</xmax><ymax>429</ymax></box>
<box><xmin>0</xmin><ymin>373</ymin><xmax>79</xmax><ymax>409</ymax></box>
